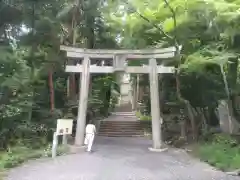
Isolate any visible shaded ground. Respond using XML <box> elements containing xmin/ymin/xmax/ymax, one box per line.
<box><xmin>6</xmin><ymin>137</ymin><xmax>240</xmax><ymax>180</ymax></box>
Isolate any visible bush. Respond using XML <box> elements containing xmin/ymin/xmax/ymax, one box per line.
<box><xmin>135</xmin><ymin>111</ymin><xmax>151</xmax><ymax>121</ymax></box>
<box><xmin>198</xmin><ymin>134</ymin><xmax>240</xmax><ymax>171</ymax></box>
<box><xmin>0</xmin><ymin>144</ymin><xmax>69</xmax><ymax>170</ymax></box>
<box><xmin>212</xmin><ymin>134</ymin><xmax>238</xmax><ymax>146</ymax></box>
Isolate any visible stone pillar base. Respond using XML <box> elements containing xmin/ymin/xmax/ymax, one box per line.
<box><xmin>148</xmin><ymin>147</ymin><xmax>168</xmax><ymax>152</ymax></box>
<box><xmin>148</xmin><ymin>143</ymin><xmax>168</xmax><ymax>152</ymax></box>
<box><xmin>69</xmin><ymin>145</ymin><xmax>86</xmax><ymax>154</ymax></box>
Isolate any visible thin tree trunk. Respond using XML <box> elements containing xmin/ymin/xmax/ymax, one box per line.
<box><xmin>179</xmin><ymin>108</ymin><xmax>187</xmax><ymax>140</ymax></box>
<box><xmin>28</xmin><ymin>0</ymin><xmax>36</xmax><ymax>122</ymax></box>
<box><xmin>136</xmin><ymin>74</ymin><xmax>140</xmax><ymax>104</ymax></box>
<box><xmin>68</xmin><ymin>0</ymin><xmax>79</xmax><ymax>100</ymax></box>
<box><xmin>176</xmin><ymin>71</ymin><xmax>197</xmax><ymax>140</ymax></box>
<box><xmin>48</xmin><ymin>70</ymin><xmax>55</xmax><ymax>111</ymax></box>
<box><xmin>220</xmin><ymin>64</ymin><xmax>233</xmax><ymax>134</ymax></box>
<box><xmin>201</xmin><ymin>107</ymin><xmax>208</xmax><ymax>132</ymax></box>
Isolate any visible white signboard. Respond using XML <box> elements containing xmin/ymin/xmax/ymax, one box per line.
<box><xmin>56</xmin><ymin>119</ymin><xmax>73</xmax><ymax>135</ymax></box>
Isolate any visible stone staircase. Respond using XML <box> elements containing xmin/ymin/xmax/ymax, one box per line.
<box><xmin>98</xmin><ymin>111</ymin><xmax>145</xmax><ymax>137</ymax></box>
<box><xmin>114</xmin><ymin>103</ymin><xmax>132</xmax><ymax>112</ymax></box>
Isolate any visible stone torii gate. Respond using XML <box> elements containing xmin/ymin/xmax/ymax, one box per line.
<box><xmin>60</xmin><ymin>45</ymin><xmax>177</xmax><ymax>150</ymax></box>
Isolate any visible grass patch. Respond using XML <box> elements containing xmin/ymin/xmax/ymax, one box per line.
<box><xmin>135</xmin><ymin>111</ymin><xmax>151</xmax><ymax>121</ymax></box>
<box><xmin>0</xmin><ymin>144</ymin><xmax>69</xmax><ymax>179</ymax></box>
<box><xmin>195</xmin><ymin>134</ymin><xmax>240</xmax><ymax>171</ymax></box>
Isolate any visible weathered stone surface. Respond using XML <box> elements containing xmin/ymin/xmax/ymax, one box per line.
<box><xmin>6</xmin><ymin>137</ymin><xmax>240</xmax><ymax>180</ymax></box>
<box><xmin>226</xmin><ymin>169</ymin><xmax>240</xmax><ymax>176</ymax></box>
<box><xmin>218</xmin><ymin>100</ymin><xmax>240</xmax><ymax>134</ymax></box>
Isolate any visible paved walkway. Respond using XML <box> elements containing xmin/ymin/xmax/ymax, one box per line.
<box><xmin>6</xmin><ymin>137</ymin><xmax>240</xmax><ymax>180</ymax></box>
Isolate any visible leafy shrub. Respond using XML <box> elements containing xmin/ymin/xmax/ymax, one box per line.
<box><xmin>135</xmin><ymin>111</ymin><xmax>151</xmax><ymax>121</ymax></box>
<box><xmin>212</xmin><ymin>134</ymin><xmax>238</xmax><ymax>147</ymax></box>
<box><xmin>140</xmin><ymin>115</ymin><xmax>151</xmax><ymax>121</ymax></box>
<box><xmin>135</xmin><ymin>111</ymin><xmax>141</xmax><ymax>118</ymax></box>
<box><xmin>198</xmin><ymin>134</ymin><xmax>240</xmax><ymax>171</ymax></box>
<box><xmin>0</xmin><ymin>144</ymin><xmax>69</xmax><ymax>170</ymax></box>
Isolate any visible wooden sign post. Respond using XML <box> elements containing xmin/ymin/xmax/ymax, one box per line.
<box><xmin>52</xmin><ymin>119</ymin><xmax>73</xmax><ymax>158</ymax></box>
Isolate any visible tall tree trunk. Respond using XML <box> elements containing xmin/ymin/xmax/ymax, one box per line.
<box><xmin>220</xmin><ymin>64</ymin><xmax>233</xmax><ymax>133</ymax></box>
<box><xmin>28</xmin><ymin>0</ymin><xmax>36</xmax><ymax>122</ymax></box>
<box><xmin>228</xmin><ymin>58</ymin><xmax>239</xmax><ymax>120</ymax></box>
<box><xmin>85</xmin><ymin>13</ymin><xmax>95</xmax><ymax>107</ymax></box>
<box><xmin>175</xmin><ymin>56</ymin><xmax>196</xmax><ymax>140</ymax></box>
<box><xmin>179</xmin><ymin>108</ymin><xmax>187</xmax><ymax>140</ymax></box>
<box><xmin>68</xmin><ymin>0</ymin><xmax>79</xmax><ymax>100</ymax></box>
<box><xmin>48</xmin><ymin>70</ymin><xmax>55</xmax><ymax>111</ymax></box>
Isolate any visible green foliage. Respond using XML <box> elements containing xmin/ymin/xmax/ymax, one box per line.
<box><xmin>212</xmin><ymin>133</ymin><xmax>238</xmax><ymax>146</ymax></box>
<box><xmin>0</xmin><ymin>0</ymin><xmax>120</xmax><ymax>151</ymax></box>
<box><xmin>0</xmin><ymin>144</ymin><xmax>68</xmax><ymax>170</ymax></box>
<box><xmin>88</xmin><ymin>75</ymin><xmax>119</xmax><ymax>117</ymax></box>
<box><xmin>103</xmin><ymin>0</ymin><xmax>240</xmax><ymax>130</ymax></box>
<box><xmin>0</xmin><ymin>38</ymin><xmax>64</xmax><ymax>149</ymax></box>
<box><xmin>3</xmin><ymin>0</ymin><xmax>240</xmax><ymax>171</ymax></box>
<box><xmin>198</xmin><ymin>134</ymin><xmax>240</xmax><ymax>170</ymax></box>
<box><xmin>135</xmin><ymin>111</ymin><xmax>151</xmax><ymax>121</ymax></box>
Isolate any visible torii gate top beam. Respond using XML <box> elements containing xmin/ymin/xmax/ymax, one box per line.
<box><xmin>60</xmin><ymin>45</ymin><xmax>181</xmax><ymax>73</ymax></box>
<box><xmin>60</xmin><ymin>45</ymin><xmax>178</xmax><ymax>59</ymax></box>
<box><xmin>60</xmin><ymin>45</ymin><xmax>177</xmax><ymax>54</ymax></box>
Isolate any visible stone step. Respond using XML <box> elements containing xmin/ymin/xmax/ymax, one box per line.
<box><xmin>100</xmin><ymin>126</ymin><xmax>141</xmax><ymax>129</ymax></box>
<box><xmin>101</xmin><ymin>119</ymin><xmax>140</xmax><ymax>122</ymax></box>
<box><xmin>100</xmin><ymin>121</ymin><xmax>141</xmax><ymax>125</ymax></box>
<box><xmin>99</xmin><ymin>129</ymin><xmax>144</xmax><ymax>133</ymax></box>
<box><xmin>100</xmin><ymin>123</ymin><xmax>141</xmax><ymax>126</ymax></box>
<box><xmin>98</xmin><ymin>131</ymin><xmax>144</xmax><ymax>135</ymax></box>
<box><xmin>101</xmin><ymin>119</ymin><xmax>140</xmax><ymax>123</ymax></box>
<box><xmin>98</xmin><ymin>118</ymin><xmax>145</xmax><ymax>137</ymax></box>
<box><xmin>110</xmin><ymin>115</ymin><xmax>136</xmax><ymax>118</ymax></box>
<box><xmin>98</xmin><ymin>134</ymin><xmax>144</xmax><ymax>137</ymax></box>
<box><xmin>100</xmin><ymin>124</ymin><xmax>141</xmax><ymax>128</ymax></box>
<box><xmin>100</xmin><ymin>129</ymin><xmax>142</xmax><ymax>133</ymax></box>
<box><xmin>114</xmin><ymin>104</ymin><xmax>132</xmax><ymax>112</ymax></box>
<box><xmin>98</xmin><ymin>132</ymin><xmax>144</xmax><ymax>136</ymax></box>
<box><xmin>105</xmin><ymin>116</ymin><xmax>137</xmax><ymax>119</ymax></box>
<box><xmin>111</xmin><ymin>112</ymin><xmax>135</xmax><ymax>116</ymax></box>
<box><xmin>103</xmin><ymin>119</ymin><xmax>138</xmax><ymax>122</ymax></box>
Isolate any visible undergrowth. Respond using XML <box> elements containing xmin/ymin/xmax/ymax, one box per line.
<box><xmin>0</xmin><ymin>144</ymin><xmax>69</xmax><ymax>179</ymax></box>
<box><xmin>135</xmin><ymin>111</ymin><xmax>151</xmax><ymax>121</ymax></box>
<box><xmin>198</xmin><ymin>133</ymin><xmax>240</xmax><ymax>171</ymax></box>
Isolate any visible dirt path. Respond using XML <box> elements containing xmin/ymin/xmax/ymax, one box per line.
<box><xmin>6</xmin><ymin>137</ymin><xmax>240</xmax><ymax>180</ymax></box>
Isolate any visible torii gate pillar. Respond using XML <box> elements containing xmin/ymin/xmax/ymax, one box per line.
<box><xmin>148</xmin><ymin>59</ymin><xmax>164</xmax><ymax>151</ymax></box>
<box><xmin>75</xmin><ymin>56</ymin><xmax>90</xmax><ymax>146</ymax></box>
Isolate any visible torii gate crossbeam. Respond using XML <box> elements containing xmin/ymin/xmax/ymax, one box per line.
<box><xmin>60</xmin><ymin>45</ymin><xmax>178</xmax><ymax>151</ymax></box>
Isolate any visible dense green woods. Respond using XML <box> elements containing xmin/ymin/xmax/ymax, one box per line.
<box><xmin>2</xmin><ymin>0</ymin><xmax>240</xmax><ymax>170</ymax></box>
<box><xmin>0</xmin><ymin>0</ymin><xmax>118</xmax><ymax>150</ymax></box>
<box><xmin>106</xmin><ymin>0</ymin><xmax>240</xmax><ymax>137</ymax></box>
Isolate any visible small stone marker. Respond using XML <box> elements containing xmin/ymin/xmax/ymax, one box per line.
<box><xmin>52</xmin><ymin>119</ymin><xmax>73</xmax><ymax>158</ymax></box>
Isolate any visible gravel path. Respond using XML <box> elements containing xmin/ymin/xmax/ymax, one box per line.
<box><xmin>6</xmin><ymin>137</ymin><xmax>240</xmax><ymax>180</ymax></box>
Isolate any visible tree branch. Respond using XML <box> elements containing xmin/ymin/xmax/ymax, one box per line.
<box><xmin>162</xmin><ymin>0</ymin><xmax>178</xmax><ymax>47</ymax></box>
<box><xmin>124</xmin><ymin>0</ymin><xmax>173</xmax><ymax>41</ymax></box>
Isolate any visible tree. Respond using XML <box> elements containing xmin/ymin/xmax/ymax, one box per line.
<box><xmin>0</xmin><ymin>0</ymin><xmax>120</xmax><ymax>149</ymax></box>
<box><xmin>103</xmin><ymin>0</ymin><xmax>240</xmax><ymax>139</ymax></box>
